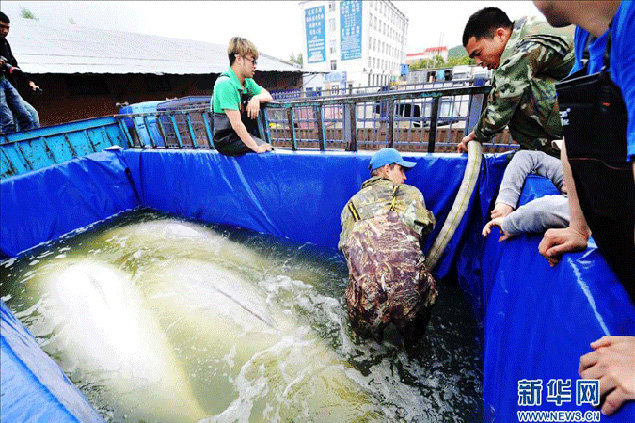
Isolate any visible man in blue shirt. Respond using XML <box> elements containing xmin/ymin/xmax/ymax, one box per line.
<box><xmin>534</xmin><ymin>0</ymin><xmax>635</xmax><ymax>417</ymax></box>
<box><xmin>534</xmin><ymin>0</ymin><xmax>635</xmax><ymax>280</ymax></box>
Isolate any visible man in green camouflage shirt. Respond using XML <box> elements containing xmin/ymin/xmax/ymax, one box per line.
<box><xmin>339</xmin><ymin>148</ymin><xmax>437</xmax><ymax>346</ymax></box>
<box><xmin>457</xmin><ymin>7</ymin><xmax>574</xmax><ymax>157</ymax></box>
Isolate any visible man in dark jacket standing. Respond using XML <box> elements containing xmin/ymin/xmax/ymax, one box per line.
<box><xmin>0</xmin><ymin>12</ymin><xmax>38</xmax><ymax>134</ymax></box>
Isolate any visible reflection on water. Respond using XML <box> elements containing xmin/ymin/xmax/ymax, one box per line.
<box><xmin>0</xmin><ymin>209</ymin><xmax>482</xmax><ymax>423</ymax></box>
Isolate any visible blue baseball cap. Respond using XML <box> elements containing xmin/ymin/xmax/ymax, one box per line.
<box><xmin>369</xmin><ymin>148</ymin><xmax>416</xmax><ymax>171</ymax></box>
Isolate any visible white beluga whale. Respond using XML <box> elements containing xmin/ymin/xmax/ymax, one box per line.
<box><xmin>27</xmin><ymin>219</ymin><xmax>388</xmax><ymax>422</ymax></box>
<box><xmin>97</xmin><ymin>219</ymin><xmax>271</xmax><ymax>273</ymax></box>
<box><xmin>142</xmin><ymin>258</ymin><xmax>384</xmax><ymax>421</ymax></box>
<box><xmin>36</xmin><ymin>259</ymin><xmax>206</xmax><ymax>423</ymax></box>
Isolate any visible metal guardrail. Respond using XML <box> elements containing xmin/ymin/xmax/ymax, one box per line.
<box><xmin>115</xmin><ymin>84</ymin><xmax>519</xmax><ymax>154</ymax></box>
<box><xmin>270</xmin><ymin>79</ymin><xmax>490</xmax><ymax>100</ymax></box>
<box><xmin>1</xmin><ymin>85</ymin><xmax>519</xmax><ymax>179</ymax></box>
<box><xmin>263</xmin><ymin>85</ymin><xmax>492</xmax><ymax>153</ymax></box>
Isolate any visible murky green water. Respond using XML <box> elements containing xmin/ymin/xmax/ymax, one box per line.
<box><xmin>0</xmin><ymin>209</ymin><xmax>482</xmax><ymax>423</ymax></box>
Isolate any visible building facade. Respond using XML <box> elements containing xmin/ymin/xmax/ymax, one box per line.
<box><xmin>300</xmin><ymin>0</ymin><xmax>408</xmax><ymax>91</ymax></box>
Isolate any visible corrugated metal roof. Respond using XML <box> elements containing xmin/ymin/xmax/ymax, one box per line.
<box><xmin>7</xmin><ymin>17</ymin><xmax>301</xmax><ymax>74</ymax></box>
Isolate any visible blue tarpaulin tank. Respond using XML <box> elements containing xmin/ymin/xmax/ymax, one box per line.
<box><xmin>1</xmin><ymin>119</ymin><xmax>634</xmax><ymax>422</ymax></box>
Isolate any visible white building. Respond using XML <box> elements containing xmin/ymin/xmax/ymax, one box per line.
<box><xmin>299</xmin><ymin>0</ymin><xmax>408</xmax><ymax>92</ymax></box>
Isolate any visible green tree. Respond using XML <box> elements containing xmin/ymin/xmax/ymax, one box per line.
<box><xmin>20</xmin><ymin>7</ymin><xmax>38</xmax><ymax>20</ymax></box>
<box><xmin>289</xmin><ymin>53</ymin><xmax>303</xmax><ymax>66</ymax></box>
<box><xmin>410</xmin><ymin>55</ymin><xmax>447</xmax><ymax>70</ymax></box>
<box><xmin>446</xmin><ymin>55</ymin><xmax>474</xmax><ymax>67</ymax></box>
<box><xmin>447</xmin><ymin>45</ymin><xmax>468</xmax><ymax>59</ymax></box>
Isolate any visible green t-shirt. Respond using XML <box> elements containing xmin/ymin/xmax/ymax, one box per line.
<box><xmin>211</xmin><ymin>67</ymin><xmax>263</xmax><ymax>114</ymax></box>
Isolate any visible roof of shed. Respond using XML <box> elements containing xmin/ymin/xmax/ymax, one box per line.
<box><xmin>7</xmin><ymin>17</ymin><xmax>301</xmax><ymax>74</ymax></box>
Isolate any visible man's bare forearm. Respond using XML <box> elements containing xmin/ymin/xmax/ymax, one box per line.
<box><xmin>561</xmin><ymin>142</ymin><xmax>591</xmax><ymax>237</ymax></box>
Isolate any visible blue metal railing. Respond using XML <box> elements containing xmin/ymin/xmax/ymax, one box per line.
<box><xmin>116</xmin><ymin>84</ymin><xmax>519</xmax><ymax>154</ymax></box>
<box><xmin>263</xmin><ymin>85</ymin><xmax>496</xmax><ymax>152</ymax></box>
<box><xmin>1</xmin><ymin>85</ymin><xmax>519</xmax><ymax>179</ymax></box>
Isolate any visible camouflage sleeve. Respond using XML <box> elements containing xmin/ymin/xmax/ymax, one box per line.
<box><xmin>338</xmin><ymin>199</ymin><xmax>355</xmax><ymax>251</ymax></box>
<box><xmin>473</xmin><ymin>42</ymin><xmax>555</xmax><ymax>141</ymax></box>
<box><xmin>403</xmin><ymin>187</ymin><xmax>436</xmax><ymax>235</ymax></box>
<box><xmin>413</xmin><ymin>194</ymin><xmax>436</xmax><ymax>236</ymax></box>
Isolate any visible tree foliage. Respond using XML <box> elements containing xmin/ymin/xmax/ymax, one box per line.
<box><xmin>289</xmin><ymin>53</ymin><xmax>303</xmax><ymax>66</ymax></box>
<box><xmin>409</xmin><ymin>54</ymin><xmax>473</xmax><ymax>70</ymax></box>
<box><xmin>20</xmin><ymin>7</ymin><xmax>38</xmax><ymax>20</ymax></box>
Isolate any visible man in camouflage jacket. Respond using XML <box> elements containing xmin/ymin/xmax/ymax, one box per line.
<box><xmin>339</xmin><ymin>148</ymin><xmax>437</xmax><ymax>345</ymax></box>
<box><xmin>458</xmin><ymin>7</ymin><xmax>575</xmax><ymax>157</ymax></box>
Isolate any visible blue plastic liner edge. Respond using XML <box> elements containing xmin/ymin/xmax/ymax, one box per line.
<box><xmin>1</xmin><ymin>300</ymin><xmax>105</xmax><ymax>423</ymax></box>
<box><xmin>122</xmin><ymin>148</ymin><xmax>473</xmax><ymax>276</ymax></box>
<box><xmin>0</xmin><ymin>148</ymin><xmax>140</xmax><ymax>258</ymax></box>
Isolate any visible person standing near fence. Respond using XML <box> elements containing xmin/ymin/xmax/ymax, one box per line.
<box><xmin>0</xmin><ymin>12</ymin><xmax>38</xmax><ymax>135</ymax></box>
<box><xmin>211</xmin><ymin>37</ymin><xmax>273</xmax><ymax>156</ymax></box>
<box><xmin>457</xmin><ymin>7</ymin><xmax>574</xmax><ymax>157</ymax></box>
<box><xmin>532</xmin><ymin>2</ymin><xmax>635</xmax><ymax>417</ymax></box>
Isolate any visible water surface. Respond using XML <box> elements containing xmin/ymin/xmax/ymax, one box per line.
<box><xmin>0</xmin><ymin>209</ymin><xmax>482</xmax><ymax>423</ymax></box>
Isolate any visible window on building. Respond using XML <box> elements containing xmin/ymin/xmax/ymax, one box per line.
<box><xmin>330</xmin><ymin>39</ymin><xmax>337</xmax><ymax>54</ymax></box>
<box><xmin>329</xmin><ymin>18</ymin><xmax>336</xmax><ymax>32</ymax></box>
<box><xmin>330</xmin><ymin>60</ymin><xmax>337</xmax><ymax>70</ymax></box>
<box><xmin>328</xmin><ymin>1</ymin><xmax>335</xmax><ymax>12</ymax></box>
<box><xmin>368</xmin><ymin>57</ymin><xmax>372</xmax><ymax>67</ymax></box>
<box><xmin>368</xmin><ymin>37</ymin><xmax>372</xmax><ymax>51</ymax></box>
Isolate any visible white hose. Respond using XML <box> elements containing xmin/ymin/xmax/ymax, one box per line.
<box><xmin>425</xmin><ymin>141</ymin><xmax>483</xmax><ymax>271</ymax></box>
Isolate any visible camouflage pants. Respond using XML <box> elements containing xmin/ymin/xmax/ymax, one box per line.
<box><xmin>341</xmin><ymin>212</ymin><xmax>437</xmax><ymax>341</ymax></box>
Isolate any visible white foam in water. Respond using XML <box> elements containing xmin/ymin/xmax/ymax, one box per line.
<box><xmin>2</xmin><ymin>216</ymin><xmax>482</xmax><ymax>423</ymax></box>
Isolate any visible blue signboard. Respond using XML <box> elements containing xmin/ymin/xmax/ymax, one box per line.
<box><xmin>305</xmin><ymin>6</ymin><xmax>326</xmax><ymax>63</ymax></box>
<box><xmin>340</xmin><ymin>0</ymin><xmax>362</xmax><ymax>61</ymax></box>
<box><xmin>324</xmin><ymin>71</ymin><xmax>347</xmax><ymax>83</ymax></box>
